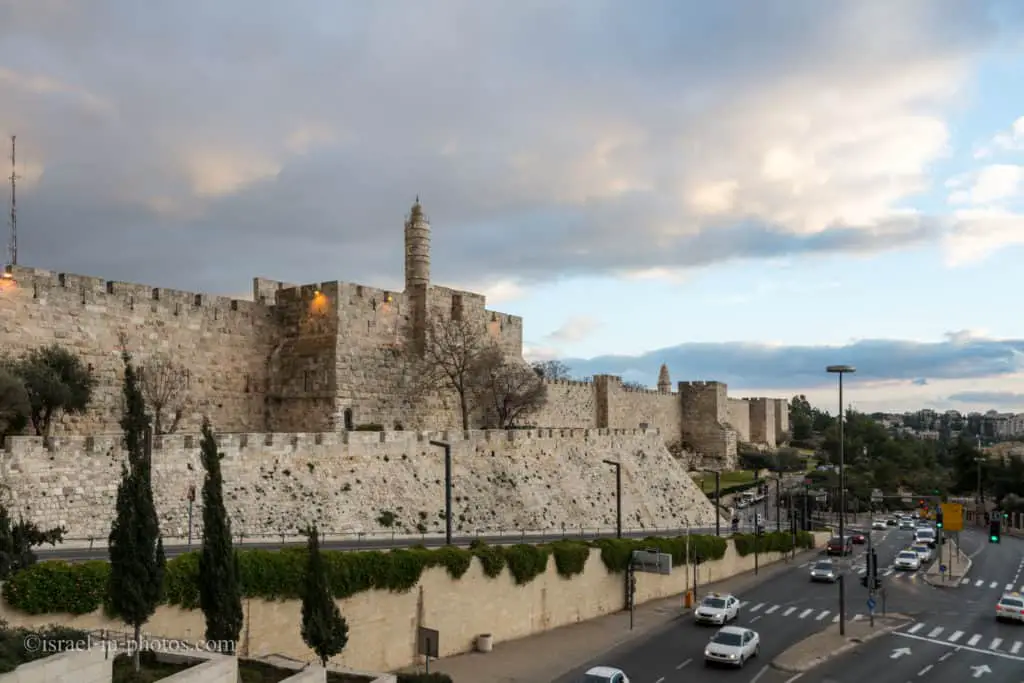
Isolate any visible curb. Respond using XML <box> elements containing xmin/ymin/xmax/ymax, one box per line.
<box><xmin>922</xmin><ymin>554</ymin><xmax>972</xmax><ymax>589</ymax></box>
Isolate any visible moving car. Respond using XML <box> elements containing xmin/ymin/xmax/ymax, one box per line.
<box><xmin>914</xmin><ymin>528</ymin><xmax>937</xmax><ymax>548</ymax></box>
<box><xmin>872</xmin><ymin>519</ymin><xmax>887</xmax><ymax>530</ymax></box>
<box><xmin>899</xmin><ymin>519</ymin><xmax>915</xmax><ymax>530</ymax></box>
<box><xmin>996</xmin><ymin>592</ymin><xmax>1024</xmax><ymax>623</ymax></box>
<box><xmin>850</xmin><ymin>532</ymin><xmax>866</xmax><ymax>544</ymax></box>
<box><xmin>582</xmin><ymin>666</ymin><xmax>630</xmax><ymax>683</ymax></box>
<box><xmin>704</xmin><ymin>626</ymin><xmax>760</xmax><ymax>668</ymax></box>
<box><xmin>885</xmin><ymin>518</ymin><xmax>897</xmax><ymax>526</ymax></box>
<box><xmin>910</xmin><ymin>543</ymin><xmax>932</xmax><ymax>562</ymax></box>
<box><xmin>694</xmin><ymin>593</ymin><xmax>740</xmax><ymax>625</ymax></box>
<box><xmin>826</xmin><ymin>536</ymin><xmax>854</xmax><ymax>556</ymax></box>
<box><xmin>894</xmin><ymin>550</ymin><xmax>921</xmax><ymax>571</ymax></box>
<box><xmin>809</xmin><ymin>560</ymin><xmax>838</xmax><ymax>583</ymax></box>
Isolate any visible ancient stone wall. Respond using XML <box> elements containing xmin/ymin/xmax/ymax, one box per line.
<box><xmin>677</xmin><ymin>381</ymin><xmax>737</xmax><ymax>467</ymax></box>
<box><xmin>726</xmin><ymin>398</ymin><xmax>751</xmax><ymax>442</ymax></box>
<box><xmin>599</xmin><ymin>375</ymin><xmax>682</xmax><ymax>437</ymax></box>
<box><xmin>1</xmin><ymin>428</ymin><xmax>721</xmax><ymax>541</ymax></box>
<box><xmin>749</xmin><ymin>398</ymin><xmax>777</xmax><ymax>448</ymax></box>
<box><xmin>773</xmin><ymin>398</ymin><xmax>790</xmax><ymax>438</ymax></box>
<box><xmin>532</xmin><ymin>379</ymin><xmax>596</xmax><ymax>428</ymax></box>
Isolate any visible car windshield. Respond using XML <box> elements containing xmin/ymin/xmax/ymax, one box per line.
<box><xmin>1000</xmin><ymin>598</ymin><xmax>1024</xmax><ymax>608</ymax></box>
<box><xmin>583</xmin><ymin>675</ymin><xmax>613</xmax><ymax>683</ymax></box>
<box><xmin>702</xmin><ymin>598</ymin><xmax>726</xmax><ymax>608</ymax></box>
<box><xmin>813</xmin><ymin>562</ymin><xmax>834</xmax><ymax>571</ymax></box>
<box><xmin>828</xmin><ymin>537</ymin><xmax>843</xmax><ymax>544</ymax></box>
<box><xmin>916</xmin><ymin>531</ymin><xmax>935</xmax><ymax>538</ymax></box>
<box><xmin>898</xmin><ymin>551</ymin><xmax>917</xmax><ymax>559</ymax></box>
<box><xmin>712</xmin><ymin>632</ymin><xmax>743</xmax><ymax>646</ymax></box>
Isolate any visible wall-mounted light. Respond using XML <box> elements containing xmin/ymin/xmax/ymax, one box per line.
<box><xmin>384</xmin><ymin>294</ymin><xmax>393</xmax><ymax>303</ymax></box>
<box><xmin>1</xmin><ymin>264</ymin><xmax>12</xmax><ymax>280</ymax></box>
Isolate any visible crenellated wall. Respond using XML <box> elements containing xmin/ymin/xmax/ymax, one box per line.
<box><xmin>749</xmin><ymin>398</ymin><xmax>777</xmax><ymax>448</ymax></box>
<box><xmin>773</xmin><ymin>398</ymin><xmax>790</xmax><ymax>439</ymax></box>
<box><xmin>726</xmin><ymin>398</ymin><xmax>751</xmax><ymax>442</ymax></box>
<box><xmin>0</xmin><ymin>428</ymin><xmax>722</xmax><ymax>540</ymax></box>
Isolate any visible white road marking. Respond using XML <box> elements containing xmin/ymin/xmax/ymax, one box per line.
<box><xmin>917</xmin><ymin>664</ymin><xmax>932</xmax><ymax>676</ymax></box>
<box><xmin>948</xmin><ymin>630</ymin><xmax>964</xmax><ymax>643</ymax></box>
<box><xmin>783</xmin><ymin>606</ymin><xmax>797</xmax><ymax>616</ymax></box>
<box><xmin>907</xmin><ymin>623</ymin><xmax>924</xmax><ymax>634</ymax></box>
<box><xmin>676</xmin><ymin>658</ymin><xmax>692</xmax><ymax>669</ymax></box>
<box><xmin>961</xmin><ymin>577</ymin><xmax>970</xmax><ymax>585</ymax></box>
<box><xmin>1011</xmin><ymin>642</ymin><xmax>1022</xmax><ymax>655</ymax></box>
<box><xmin>975</xmin><ymin>579</ymin><xmax>984</xmax><ymax>587</ymax></box>
<box><xmin>990</xmin><ymin>637</ymin><xmax>1002</xmax><ymax>650</ymax></box>
<box><xmin>894</xmin><ymin>631</ymin><xmax>1024</xmax><ymax>662</ymax></box>
<box><xmin>751</xmin><ymin>602</ymin><xmax>764</xmax><ymax>612</ymax></box>
<box><xmin>655</xmin><ymin>678</ymin><xmax>664</xmax><ymax>683</ymax></box>
<box><xmin>750</xmin><ymin>615</ymin><xmax>762</xmax><ymax>623</ymax></box>
<box><xmin>1006</xmin><ymin>583</ymin><xmax>1013</xmax><ymax>591</ymax></box>
<box><xmin>852</xmin><ymin>614</ymin><xmax>863</xmax><ymax>622</ymax></box>
<box><xmin>798</xmin><ymin>608</ymin><xmax>813</xmax><ymax>619</ymax></box>
<box><xmin>816</xmin><ymin>610</ymin><xmax>829</xmax><ymax>621</ymax></box>
<box><xmin>990</xmin><ymin>581</ymin><xmax>999</xmax><ymax>589</ymax></box>
<box><xmin>765</xmin><ymin>605</ymin><xmax>780</xmax><ymax>614</ymax></box>
<box><xmin>738</xmin><ymin>601</ymin><xmax>748</xmax><ymax>608</ymax></box>
<box><xmin>939</xmin><ymin>651</ymin><xmax>954</xmax><ymax>662</ymax></box>
<box><xmin>750</xmin><ymin>665</ymin><xmax>769</xmax><ymax>683</ymax></box>
<box><xmin>927</xmin><ymin>627</ymin><xmax>943</xmax><ymax>638</ymax></box>
<box><xmin>968</xmin><ymin>634</ymin><xmax>982</xmax><ymax>646</ymax></box>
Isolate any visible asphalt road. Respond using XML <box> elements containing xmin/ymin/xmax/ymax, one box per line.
<box><xmin>35</xmin><ymin>526</ymin><xmax>736</xmax><ymax>562</ymax></box>
<box><xmin>552</xmin><ymin>522</ymin><xmax>930</xmax><ymax>683</ymax></box>
<box><xmin>791</xmin><ymin>527</ymin><xmax>1024</xmax><ymax>683</ymax></box>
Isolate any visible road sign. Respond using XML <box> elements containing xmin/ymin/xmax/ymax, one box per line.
<box><xmin>871</xmin><ymin>489</ymin><xmax>883</xmax><ymax>502</ymax></box>
<box><xmin>940</xmin><ymin>502</ymin><xmax>964</xmax><ymax>532</ymax></box>
<box><xmin>631</xmin><ymin>549</ymin><xmax>672</xmax><ymax>575</ymax></box>
<box><xmin>867</xmin><ymin>597</ymin><xmax>876</xmax><ymax>612</ymax></box>
<box><xmin>417</xmin><ymin>626</ymin><xmax>439</xmax><ymax>658</ymax></box>
<box><xmin>940</xmin><ymin>564</ymin><xmax>947</xmax><ymax>574</ymax></box>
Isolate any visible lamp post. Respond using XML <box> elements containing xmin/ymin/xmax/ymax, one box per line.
<box><xmin>827</xmin><ymin>364</ymin><xmax>856</xmax><ymax>636</ymax></box>
<box><xmin>603</xmin><ymin>459</ymin><xmax>623</xmax><ymax>539</ymax></box>
<box><xmin>429</xmin><ymin>440</ymin><xmax>453</xmax><ymax>546</ymax></box>
<box><xmin>186</xmin><ymin>484</ymin><xmax>196</xmax><ymax>549</ymax></box>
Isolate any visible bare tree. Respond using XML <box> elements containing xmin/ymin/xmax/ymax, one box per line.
<box><xmin>472</xmin><ymin>347</ymin><xmax>548</xmax><ymax>428</ymax></box>
<box><xmin>531</xmin><ymin>359</ymin><xmax>573</xmax><ymax>380</ymax></box>
<box><xmin>139</xmin><ymin>355</ymin><xmax>189</xmax><ymax>435</ymax></box>
<box><xmin>413</xmin><ymin>317</ymin><xmax>489</xmax><ymax>430</ymax></box>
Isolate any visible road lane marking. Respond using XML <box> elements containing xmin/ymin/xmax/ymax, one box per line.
<box><xmin>852</xmin><ymin>614</ymin><xmax>863</xmax><ymax>622</ymax></box>
<box><xmin>990</xmin><ymin>581</ymin><xmax>998</xmax><ymax>589</ymax></box>
<box><xmin>967</xmin><ymin>634</ymin><xmax>982</xmax><ymax>646</ymax></box>
<box><xmin>894</xmin><ymin>631</ymin><xmax>1024</xmax><ymax>662</ymax></box>
<box><xmin>927</xmin><ymin>627</ymin><xmax>943</xmax><ymax>638</ymax></box>
<box><xmin>816</xmin><ymin>610</ymin><xmax>829</xmax><ymax>621</ymax></box>
<box><xmin>798</xmin><ymin>608</ymin><xmax>813</xmax><ymax>619</ymax></box>
<box><xmin>783</xmin><ymin>675</ymin><xmax>803</xmax><ymax>683</ymax></box>
<box><xmin>750</xmin><ymin>615</ymin><xmax>762</xmax><ymax>623</ymax></box>
<box><xmin>765</xmin><ymin>605</ymin><xmax>779</xmax><ymax>614</ymax></box>
<box><xmin>917</xmin><ymin>664</ymin><xmax>932</xmax><ymax>676</ymax></box>
<box><xmin>783</xmin><ymin>607</ymin><xmax>797</xmax><ymax>616</ymax></box>
<box><xmin>738</xmin><ymin>601</ymin><xmax>748</xmax><ymax>608</ymax></box>
<box><xmin>750</xmin><ymin>665</ymin><xmax>769</xmax><ymax>683</ymax></box>
<box><xmin>961</xmin><ymin>578</ymin><xmax>970</xmax><ymax>585</ymax></box>
<box><xmin>908</xmin><ymin>623</ymin><xmax>924</xmax><ymax>634</ymax></box>
<box><xmin>990</xmin><ymin>637</ymin><xmax>1002</xmax><ymax>650</ymax></box>
<box><xmin>948</xmin><ymin>630</ymin><xmax>963</xmax><ymax>642</ymax></box>
<box><xmin>939</xmin><ymin>651</ymin><xmax>954</xmax><ymax>662</ymax></box>
<box><xmin>655</xmin><ymin>678</ymin><xmax>664</xmax><ymax>683</ymax></box>
<box><xmin>676</xmin><ymin>658</ymin><xmax>691</xmax><ymax>669</ymax></box>
<box><xmin>1011</xmin><ymin>642</ymin><xmax>1022</xmax><ymax>655</ymax></box>
<box><xmin>751</xmin><ymin>602</ymin><xmax>764</xmax><ymax>611</ymax></box>
<box><xmin>975</xmin><ymin>579</ymin><xmax>984</xmax><ymax>587</ymax></box>
<box><xmin>1006</xmin><ymin>583</ymin><xmax>1013</xmax><ymax>591</ymax></box>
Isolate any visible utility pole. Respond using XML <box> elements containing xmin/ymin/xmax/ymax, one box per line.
<box><xmin>713</xmin><ymin>471</ymin><xmax>721</xmax><ymax>537</ymax></box>
<box><xmin>775</xmin><ymin>478</ymin><xmax>782</xmax><ymax>532</ymax></box>
<box><xmin>7</xmin><ymin>135</ymin><xmax>17</xmax><ymax>268</ymax></box>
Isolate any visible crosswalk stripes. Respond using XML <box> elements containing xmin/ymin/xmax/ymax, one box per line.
<box><xmin>898</xmin><ymin>623</ymin><xmax>1024</xmax><ymax>656</ymax></box>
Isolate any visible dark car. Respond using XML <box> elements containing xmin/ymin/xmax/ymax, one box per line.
<box><xmin>826</xmin><ymin>536</ymin><xmax>853</xmax><ymax>556</ymax></box>
<box><xmin>850</xmin><ymin>532</ymin><xmax>866</xmax><ymax>545</ymax></box>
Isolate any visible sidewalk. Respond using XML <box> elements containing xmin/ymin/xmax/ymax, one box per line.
<box><xmin>923</xmin><ymin>542</ymin><xmax>971</xmax><ymax>587</ymax></box>
<box><xmin>409</xmin><ymin>549</ymin><xmax>822</xmax><ymax>683</ymax></box>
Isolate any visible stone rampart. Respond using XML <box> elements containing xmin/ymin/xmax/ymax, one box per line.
<box><xmin>1</xmin><ymin>428</ymin><xmax>720</xmax><ymax>540</ymax></box>
<box><xmin>726</xmin><ymin>398</ymin><xmax>751</xmax><ymax>442</ymax></box>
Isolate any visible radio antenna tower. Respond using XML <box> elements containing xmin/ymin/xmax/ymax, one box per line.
<box><xmin>7</xmin><ymin>135</ymin><xmax>18</xmax><ymax>267</ymax></box>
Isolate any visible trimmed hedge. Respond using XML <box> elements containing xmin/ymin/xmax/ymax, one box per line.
<box><xmin>731</xmin><ymin>531</ymin><xmax>815</xmax><ymax>557</ymax></box>
<box><xmin>1</xmin><ymin>532</ymin><xmax>808</xmax><ymax>616</ymax></box>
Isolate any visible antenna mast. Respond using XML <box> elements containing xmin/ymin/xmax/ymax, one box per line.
<box><xmin>7</xmin><ymin>135</ymin><xmax>17</xmax><ymax>267</ymax></box>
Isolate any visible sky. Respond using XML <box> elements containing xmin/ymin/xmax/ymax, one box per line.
<box><xmin>2</xmin><ymin>0</ymin><xmax>1024</xmax><ymax>414</ymax></box>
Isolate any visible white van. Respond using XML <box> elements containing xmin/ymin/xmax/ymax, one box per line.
<box><xmin>914</xmin><ymin>527</ymin><xmax>936</xmax><ymax>548</ymax></box>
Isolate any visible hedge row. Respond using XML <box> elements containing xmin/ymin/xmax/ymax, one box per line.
<box><xmin>2</xmin><ymin>532</ymin><xmax>805</xmax><ymax>616</ymax></box>
<box><xmin>732</xmin><ymin>531</ymin><xmax>815</xmax><ymax>557</ymax></box>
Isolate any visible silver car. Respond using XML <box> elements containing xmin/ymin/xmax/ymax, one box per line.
<box><xmin>810</xmin><ymin>560</ymin><xmax>838</xmax><ymax>583</ymax></box>
<box><xmin>910</xmin><ymin>543</ymin><xmax>932</xmax><ymax>562</ymax></box>
<box><xmin>704</xmin><ymin>626</ymin><xmax>760</xmax><ymax>668</ymax></box>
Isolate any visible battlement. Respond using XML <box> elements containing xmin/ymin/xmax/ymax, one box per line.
<box><xmin>677</xmin><ymin>381</ymin><xmax>726</xmax><ymax>390</ymax></box>
<box><xmin>620</xmin><ymin>384</ymin><xmax>670</xmax><ymax>395</ymax></box>
<box><xmin>1</xmin><ymin>427</ymin><xmax>662</xmax><ymax>458</ymax></box>
<box><xmin>3</xmin><ymin>265</ymin><xmax>267</xmax><ymax>322</ymax></box>
<box><xmin>542</xmin><ymin>378</ymin><xmax>593</xmax><ymax>388</ymax></box>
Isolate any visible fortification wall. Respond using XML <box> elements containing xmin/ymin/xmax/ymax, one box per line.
<box><xmin>532</xmin><ymin>379</ymin><xmax>596</xmax><ymax>428</ymax></box>
<box><xmin>749</xmin><ymin>398</ymin><xmax>777</xmax><ymax>448</ymax></box>
<box><xmin>0</xmin><ymin>265</ymin><xmax>274</xmax><ymax>434</ymax></box>
<box><xmin>600</xmin><ymin>376</ymin><xmax>682</xmax><ymax>437</ymax></box>
<box><xmin>773</xmin><ymin>398</ymin><xmax>790</xmax><ymax>438</ymax></box>
<box><xmin>726</xmin><ymin>398</ymin><xmax>751</xmax><ymax>442</ymax></box>
<box><xmin>1</xmin><ymin>428</ymin><xmax>721</xmax><ymax>540</ymax></box>
<box><xmin>678</xmin><ymin>381</ymin><xmax>737</xmax><ymax>468</ymax></box>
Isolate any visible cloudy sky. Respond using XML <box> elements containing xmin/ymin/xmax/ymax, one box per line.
<box><xmin>2</xmin><ymin>0</ymin><xmax>1024</xmax><ymax>414</ymax></box>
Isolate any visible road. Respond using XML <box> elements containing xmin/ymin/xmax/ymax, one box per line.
<box><xmin>790</xmin><ymin>527</ymin><xmax>1024</xmax><ymax>683</ymax></box>
<box><xmin>553</xmin><ymin>520</ymin><xmax>956</xmax><ymax>683</ymax></box>
<box><xmin>34</xmin><ymin>526</ymin><xmax>733</xmax><ymax>562</ymax></box>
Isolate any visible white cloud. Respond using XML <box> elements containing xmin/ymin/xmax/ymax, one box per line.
<box><xmin>545</xmin><ymin>316</ymin><xmax>601</xmax><ymax>345</ymax></box>
<box><xmin>947</xmin><ymin>164</ymin><xmax>1024</xmax><ymax>205</ymax></box>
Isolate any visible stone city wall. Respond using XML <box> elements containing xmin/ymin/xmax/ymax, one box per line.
<box><xmin>726</xmin><ymin>398</ymin><xmax>752</xmax><ymax>442</ymax></box>
<box><xmin>0</xmin><ymin>534</ymin><xmax>830</xmax><ymax>673</ymax></box>
<box><xmin>1</xmin><ymin>428</ymin><xmax>722</xmax><ymax>541</ymax></box>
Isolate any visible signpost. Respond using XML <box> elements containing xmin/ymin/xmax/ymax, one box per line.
<box><xmin>629</xmin><ymin>549</ymin><xmax>671</xmax><ymax>631</ymax></box>
<box><xmin>417</xmin><ymin>627</ymin><xmax>439</xmax><ymax>673</ymax></box>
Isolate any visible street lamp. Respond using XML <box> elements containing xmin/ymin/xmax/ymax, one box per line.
<box><xmin>603</xmin><ymin>459</ymin><xmax>623</xmax><ymax>539</ymax></box>
<box><xmin>429</xmin><ymin>440</ymin><xmax>453</xmax><ymax>546</ymax></box>
<box><xmin>826</xmin><ymin>364</ymin><xmax>856</xmax><ymax>636</ymax></box>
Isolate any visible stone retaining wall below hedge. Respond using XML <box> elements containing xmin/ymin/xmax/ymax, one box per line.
<box><xmin>0</xmin><ymin>532</ymin><xmax>828</xmax><ymax>673</ymax></box>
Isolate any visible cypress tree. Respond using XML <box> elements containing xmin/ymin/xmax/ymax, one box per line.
<box><xmin>108</xmin><ymin>349</ymin><xmax>166</xmax><ymax>671</ymax></box>
<box><xmin>198</xmin><ymin>417</ymin><xmax>243</xmax><ymax>654</ymax></box>
<box><xmin>300</xmin><ymin>524</ymin><xmax>349</xmax><ymax>667</ymax></box>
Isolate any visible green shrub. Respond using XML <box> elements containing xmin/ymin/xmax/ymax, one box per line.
<box><xmin>503</xmin><ymin>544</ymin><xmax>550</xmax><ymax>585</ymax></box>
<box><xmin>592</xmin><ymin>535</ymin><xmax>727</xmax><ymax>573</ymax></box>
<box><xmin>550</xmin><ymin>541</ymin><xmax>590</xmax><ymax>578</ymax></box>
<box><xmin>1</xmin><ymin>560</ymin><xmax>109</xmax><ymax>615</ymax></box>
<box><xmin>731</xmin><ymin>531</ymin><xmax>815</xmax><ymax>557</ymax></box>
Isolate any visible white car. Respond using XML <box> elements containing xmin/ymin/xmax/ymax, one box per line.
<box><xmin>894</xmin><ymin>550</ymin><xmax>921</xmax><ymax>570</ymax></box>
<box><xmin>996</xmin><ymin>592</ymin><xmax>1024</xmax><ymax>623</ymax></box>
<box><xmin>694</xmin><ymin>593</ymin><xmax>740</xmax><ymax>625</ymax></box>
<box><xmin>582</xmin><ymin>666</ymin><xmax>630</xmax><ymax>683</ymax></box>
<box><xmin>914</xmin><ymin>529</ymin><xmax>937</xmax><ymax>548</ymax></box>
<box><xmin>899</xmin><ymin>519</ymin><xmax>915</xmax><ymax>530</ymax></box>
<box><xmin>910</xmin><ymin>543</ymin><xmax>932</xmax><ymax>562</ymax></box>
<box><xmin>872</xmin><ymin>519</ymin><xmax>887</xmax><ymax>530</ymax></box>
<box><xmin>704</xmin><ymin>626</ymin><xmax>760</xmax><ymax>667</ymax></box>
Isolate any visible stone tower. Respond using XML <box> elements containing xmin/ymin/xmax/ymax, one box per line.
<box><xmin>404</xmin><ymin>197</ymin><xmax>430</xmax><ymax>353</ymax></box>
<box><xmin>657</xmin><ymin>364</ymin><xmax>671</xmax><ymax>393</ymax></box>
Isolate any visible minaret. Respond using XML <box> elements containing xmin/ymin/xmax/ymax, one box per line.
<box><xmin>404</xmin><ymin>196</ymin><xmax>430</xmax><ymax>290</ymax></box>
<box><xmin>404</xmin><ymin>197</ymin><xmax>430</xmax><ymax>353</ymax></box>
<box><xmin>657</xmin><ymin>364</ymin><xmax>671</xmax><ymax>393</ymax></box>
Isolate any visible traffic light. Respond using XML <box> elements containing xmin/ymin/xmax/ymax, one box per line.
<box><xmin>990</xmin><ymin>519</ymin><xmax>1001</xmax><ymax>543</ymax></box>
<box><xmin>936</xmin><ymin>509</ymin><xmax>944</xmax><ymax>529</ymax></box>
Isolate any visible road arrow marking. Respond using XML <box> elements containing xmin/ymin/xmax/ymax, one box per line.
<box><xmin>891</xmin><ymin>647</ymin><xmax>912</xmax><ymax>659</ymax></box>
<box><xmin>971</xmin><ymin>664</ymin><xmax>991</xmax><ymax>678</ymax></box>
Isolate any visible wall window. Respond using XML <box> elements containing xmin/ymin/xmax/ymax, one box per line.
<box><xmin>343</xmin><ymin>408</ymin><xmax>354</xmax><ymax>430</ymax></box>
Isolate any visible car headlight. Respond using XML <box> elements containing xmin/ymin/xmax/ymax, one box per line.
<box><xmin>727</xmin><ymin>654</ymin><xmax>737</xmax><ymax>659</ymax></box>
<box><xmin>704</xmin><ymin>649</ymin><xmax>712</xmax><ymax>657</ymax></box>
